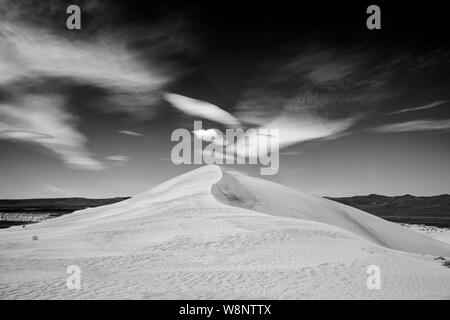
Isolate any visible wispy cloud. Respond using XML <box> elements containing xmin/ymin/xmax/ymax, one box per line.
<box><xmin>192</xmin><ymin>128</ymin><xmax>226</xmax><ymax>145</ymax></box>
<box><xmin>118</xmin><ymin>130</ymin><xmax>143</xmax><ymax>137</ymax></box>
<box><xmin>371</xmin><ymin>119</ymin><xmax>450</xmax><ymax>133</ymax></box>
<box><xmin>0</xmin><ymin>94</ymin><xmax>104</xmax><ymax>170</ymax></box>
<box><xmin>0</xmin><ymin>1</ymin><xmax>195</xmax><ymax>169</ymax></box>
<box><xmin>254</xmin><ymin>115</ymin><xmax>356</xmax><ymax>149</ymax></box>
<box><xmin>388</xmin><ymin>100</ymin><xmax>449</xmax><ymax>115</ymax></box>
<box><xmin>236</xmin><ymin>44</ymin><xmax>450</xmax><ymax>127</ymax></box>
<box><xmin>106</xmin><ymin>155</ymin><xmax>129</xmax><ymax>162</ymax></box>
<box><xmin>280</xmin><ymin>150</ymin><xmax>303</xmax><ymax>156</ymax></box>
<box><xmin>233</xmin><ymin>47</ymin><xmax>384</xmax><ymax>138</ymax></box>
<box><xmin>164</xmin><ymin>93</ymin><xmax>241</xmax><ymax>127</ymax></box>
<box><xmin>0</xmin><ymin>1</ymin><xmax>196</xmax><ymax>120</ymax></box>
<box><xmin>165</xmin><ymin>43</ymin><xmax>450</xmax><ymax>166</ymax></box>
<box><xmin>0</xmin><ymin>22</ymin><xmax>172</xmax><ymax>110</ymax></box>
<box><xmin>165</xmin><ymin>92</ymin><xmax>357</xmax><ymax>163</ymax></box>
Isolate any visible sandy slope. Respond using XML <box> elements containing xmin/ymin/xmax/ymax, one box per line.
<box><xmin>212</xmin><ymin>169</ymin><xmax>450</xmax><ymax>257</ymax></box>
<box><xmin>0</xmin><ymin>165</ymin><xmax>449</xmax><ymax>299</ymax></box>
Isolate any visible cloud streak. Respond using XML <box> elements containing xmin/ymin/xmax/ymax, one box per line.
<box><xmin>0</xmin><ymin>21</ymin><xmax>172</xmax><ymax>97</ymax></box>
<box><xmin>371</xmin><ymin>119</ymin><xmax>450</xmax><ymax>133</ymax></box>
<box><xmin>164</xmin><ymin>93</ymin><xmax>241</xmax><ymax>127</ymax></box>
<box><xmin>0</xmin><ymin>95</ymin><xmax>104</xmax><ymax>170</ymax></box>
<box><xmin>106</xmin><ymin>155</ymin><xmax>129</xmax><ymax>162</ymax></box>
<box><xmin>118</xmin><ymin>130</ymin><xmax>143</xmax><ymax>137</ymax></box>
<box><xmin>389</xmin><ymin>100</ymin><xmax>449</xmax><ymax>115</ymax></box>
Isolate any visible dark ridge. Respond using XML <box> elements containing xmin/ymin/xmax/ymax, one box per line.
<box><xmin>0</xmin><ymin>197</ymin><xmax>130</xmax><ymax>228</ymax></box>
<box><xmin>0</xmin><ymin>197</ymin><xmax>131</xmax><ymax>211</ymax></box>
<box><xmin>326</xmin><ymin>194</ymin><xmax>450</xmax><ymax>227</ymax></box>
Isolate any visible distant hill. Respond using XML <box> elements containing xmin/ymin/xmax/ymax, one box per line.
<box><xmin>0</xmin><ymin>197</ymin><xmax>130</xmax><ymax>228</ymax></box>
<box><xmin>0</xmin><ymin>197</ymin><xmax>130</xmax><ymax>212</ymax></box>
<box><xmin>327</xmin><ymin>194</ymin><xmax>450</xmax><ymax>227</ymax></box>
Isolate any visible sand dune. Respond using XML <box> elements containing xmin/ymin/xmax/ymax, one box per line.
<box><xmin>0</xmin><ymin>165</ymin><xmax>449</xmax><ymax>299</ymax></box>
<box><xmin>212</xmin><ymin>169</ymin><xmax>450</xmax><ymax>256</ymax></box>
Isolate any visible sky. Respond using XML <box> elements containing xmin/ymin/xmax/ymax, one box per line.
<box><xmin>0</xmin><ymin>0</ymin><xmax>449</xmax><ymax>198</ymax></box>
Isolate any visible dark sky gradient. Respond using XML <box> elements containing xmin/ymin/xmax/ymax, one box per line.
<box><xmin>0</xmin><ymin>0</ymin><xmax>449</xmax><ymax>198</ymax></box>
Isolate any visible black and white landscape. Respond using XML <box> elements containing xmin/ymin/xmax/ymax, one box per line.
<box><xmin>1</xmin><ymin>165</ymin><xmax>450</xmax><ymax>299</ymax></box>
<box><xmin>0</xmin><ymin>1</ymin><xmax>450</xmax><ymax>300</ymax></box>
